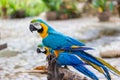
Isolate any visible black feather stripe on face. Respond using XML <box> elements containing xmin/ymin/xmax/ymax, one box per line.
<box><xmin>43</xmin><ymin>48</ymin><xmax>47</xmax><ymax>54</ymax></box>
<box><xmin>37</xmin><ymin>27</ymin><xmax>43</xmax><ymax>33</ymax></box>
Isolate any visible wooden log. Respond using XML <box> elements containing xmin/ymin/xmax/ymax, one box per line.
<box><xmin>0</xmin><ymin>43</ymin><xmax>7</xmax><ymax>50</ymax></box>
<box><xmin>59</xmin><ymin>68</ymin><xmax>88</xmax><ymax>80</ymax></box>
<box><xmin>15</xmin><ymin>67</ymin><xmax>88</xmax><ymax>80</ymax></box>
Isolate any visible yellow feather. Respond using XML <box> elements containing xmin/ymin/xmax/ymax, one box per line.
<box><xmin>44</xmin><ymin>47</ymin><xmax>51</xmax><ymax>56</ymax></box>
<box><xmin>54</xmin><ymin>50</ymin><xmax>59</xmax><ymax>57</ymax></box>
<box><xmin>96</xmin><ymin>57</ymin><xmax>120</xmax><ymax>75</ymax></box>
<box><xmin>71</xmin><ymin>45</ymin><xmax>80</xmax><ymax>48</ymax></box>
<box><xmin>88</xmin><ymin>61</ymin><xmax>104</xmax><ymax>73</ymax></box>
<box><xmin>83</xmin><ymin>59</ymin><xmax>104</xmax><ymax>74</ymax></box>
<box><xmin>54</xmin><ymin>50</ymin><xmax>63</xmax><ymax>57</ymax></box>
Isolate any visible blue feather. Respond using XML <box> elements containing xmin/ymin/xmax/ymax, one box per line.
<box><xmin>73</xmin><ymin>65</ymin><xmax>98</xmax><ymax>80</ymax></box>
<box><xmin>57</xmin><ymin>52</ymin><xmax>98</xmax><ymax>80</ymax></box>
<box><xmin>66</xmin><ymin>36</ymin><xmax>85</xmax><ymax>46</ymax></box>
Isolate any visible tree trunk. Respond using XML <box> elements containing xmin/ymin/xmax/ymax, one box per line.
<box><xmin>87</xmin><ymin>0</ymin><xmax>92</xmax><ymax>3</ymax></box>
<box><xmin>1</xmin><ymin>7</ymin><xmax>7</xmax><ymax>19</ymax></box>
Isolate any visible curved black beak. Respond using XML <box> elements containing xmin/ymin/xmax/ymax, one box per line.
<box><xmin>37</xmin><ymin>48</ymin><xmax>42</xmax><ymax>53</ymax></box>
<box><xmin>29</xmin><ymin>24</ymin><xmax>38</xmax><ymax>32</ymax></box>
<box><xmin>37</xmin><ymin>48</ymin><xmax>47</xmax><ymax>54</ymax></box>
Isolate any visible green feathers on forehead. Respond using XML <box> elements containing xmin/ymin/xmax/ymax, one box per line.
<box><xmin>38</xmin><ymin>44</ymin><xmax>44</xmax><ymax>47</ymax></box>
<box><xmin>31</xmin><ymin>19</ymin><xmax>47</xmax><ymax>24</ymax></box>
<box><xmin>31</xmin><ymin>20</ymin><xmax>39</xmax><ymax>23</ymax></box>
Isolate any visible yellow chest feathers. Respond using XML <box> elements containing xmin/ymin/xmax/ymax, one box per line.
<box><xmin>39</xmin><ymin>23</ymin><xmax>48</xmax><ymax>38</ymax></box>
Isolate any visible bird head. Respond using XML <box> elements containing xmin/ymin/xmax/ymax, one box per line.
<box><xmin>37</xmin><ymin>45</ymin><xmax>50</xmax><ymax>56</ymax></box>
<box><xmin>29</xmin><ymin>19</ymin><xmax>54</xmax><ymax>38</ymax></box>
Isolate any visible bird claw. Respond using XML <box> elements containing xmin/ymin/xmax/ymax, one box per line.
<box><xmin>47</xmin><ymin>54</ymin><xmax>56</xmax><ymax>61</ymax></box>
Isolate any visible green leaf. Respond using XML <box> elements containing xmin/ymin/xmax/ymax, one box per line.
<box><xmin>0</xmin><ymin>0</ymin><xmax>7</xmax><ymax>7</ymax></box>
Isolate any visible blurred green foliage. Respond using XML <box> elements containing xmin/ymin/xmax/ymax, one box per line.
<box><xmin>0</xmin><ymin>0</ymin><xmax>8</xmax><ymax>7</ymax></box>
<box><xmin>0</xmin><ymin>0</ymin><xmax>46</xmax><ymax>17</ymax></box>
<box><xmin>0</xmin><ymin>0</ymin><xmax>116</xmax><ymax>18</ymax></box>
<box><xmin>42</xmin><ymin>0</ymin><xmax>78</xmax><ymax>13</ymax></box>
<box><xmin>60</xmin><ymin>0</ymin><xmax>79</xmax><ymax>14</ymax></box>
<box><xmin>92</xmin><ymin>0</ymin><xmax>114</xmax><ymax>12</ymax></box>
<box><xmin>42</xmin><ymin>0</ymin><xmax>80</xmax><ymax>19</ymax></box>
<box><xmin>42</xmin><ymin>0</ymin><xmax>62</xmax><ymax>12</ymax></box>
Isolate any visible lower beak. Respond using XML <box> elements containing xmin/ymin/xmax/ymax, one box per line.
<box><xmin>29</xmin><ymin>24</ymin><xmax>37</xmax><ymax>32</ymax></box>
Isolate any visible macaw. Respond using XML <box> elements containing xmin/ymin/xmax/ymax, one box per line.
<box><xmin>29</xmin><ymin>19</ymin><xmax>120</xmax><ymax>80</ymax></box>
<box><xmin>37</xmin><ymin>46</ymin><xmax>99</xmax><ymax>80</ymax></box>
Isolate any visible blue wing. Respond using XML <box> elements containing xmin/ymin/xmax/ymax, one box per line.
<box><xmin>57</xmin><ymin>52</ymin><xmax>86</xmax><ymax>65</ymax></box>
<box><xmin>66</xmin><ymin>36</ymin><xmax>85</xmax><ymax>46</ymax></box>
<box><xmin>57</xmin><ymin>52</ymin><xmax>98</xmax><ymax>80</ymax></box>
<box><xmin>43</xmin><ymin>32</ymin><xmax>86</xmax><ymax>50</ymax></box>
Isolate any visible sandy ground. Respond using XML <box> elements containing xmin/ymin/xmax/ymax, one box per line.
<box><xmin>0</xmin><ymin>16</ymin><xmax>120</xmax><ymax>80</ymax></box>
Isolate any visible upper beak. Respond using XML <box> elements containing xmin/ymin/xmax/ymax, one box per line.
<box><xmin>29</xmin><ymin>24</ymin><xmax>38</xmax><ymax>32</ymax></box>
<box><xmin>37</xmin><ymin>48</ymin><xmax>42</xmax><ymax>53</ymax></box>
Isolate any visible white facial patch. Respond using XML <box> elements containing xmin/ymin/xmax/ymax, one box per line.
<box><xmin>39</xmin><ymin>47</ymin><xmax>46</xmax><ymax>52</ymax></box>
<box><xmin>32</xmin><ymin>22</ymin><xmax>42</xmax><ymax>30</ymax></box>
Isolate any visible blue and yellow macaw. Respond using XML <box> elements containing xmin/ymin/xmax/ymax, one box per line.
<box><xmin>30</xmin><ymin>19</ymin><xmax>120</xmax><ymax>80</ymax></box>
<box><xmin>37</xmin><ymin>46</ymin><xmax>99</xmax><ymax>80</ymax></box>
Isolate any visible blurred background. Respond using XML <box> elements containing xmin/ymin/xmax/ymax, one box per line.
<box><xmin>0</xmin><ymin>0</ymin><xmax>120</xmax><ymax>80</ymax></box>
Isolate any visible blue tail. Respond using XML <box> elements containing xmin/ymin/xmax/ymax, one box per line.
<box><xmin>73</xmin><ymin>65</ymin><xmax>98</xmax><ymax>80</ymax></box>
<box><xmin>103</xmin><ymin>67</ymin><xmax>111</xmax><ymax>80</ymax></box>
<box><xmin>75</xmin><ymin>51</ymin><xmax>111</xmax><ymax>80</ymax></box>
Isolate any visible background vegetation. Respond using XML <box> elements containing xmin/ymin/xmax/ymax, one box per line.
<box><xmin>0</xmin><ymin>0</ymin><xmax>119</xmax><ymax>20</ymax></box>
<box><xmin>0</xmin><ymin>0</ymin><xmax>46</xmax><ymax>18</ymax></box>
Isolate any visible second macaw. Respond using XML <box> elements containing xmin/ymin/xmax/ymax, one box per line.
<box><xmin>37</xmin><ymin>46</ymin><xmax>99</xmax><ymax>80</ymax></box>
<box><xmin>30</xmin><ymin>19</ymin><xmax>120</xmax><ymax>80</ymax></box>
